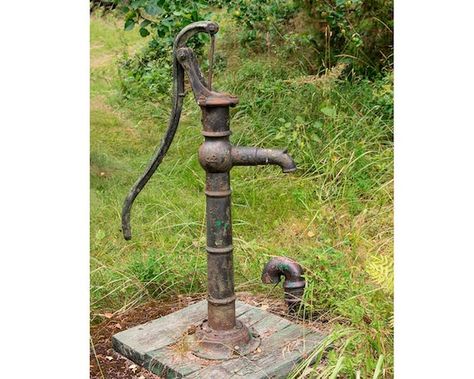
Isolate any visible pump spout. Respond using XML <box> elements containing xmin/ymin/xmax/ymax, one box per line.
<box><xmin>231</xmin><ymin>147</ymin><xmax>297</xmax><ymax>173</ymax></box>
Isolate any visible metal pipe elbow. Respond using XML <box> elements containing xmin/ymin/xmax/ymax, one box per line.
<box><xmin>263</xmin><ymin>148</ymin><xmax>297</xmax><ymax>173</ymax></box>
<box><xmin>261</xmin><ymin>257</ymin><xmax>305</xmax><ymax>312</ymax></box>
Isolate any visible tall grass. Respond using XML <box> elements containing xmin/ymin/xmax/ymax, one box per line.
<box><xmin>90</xmin><ymin>11</ymin><xmax>393</xmax><ymax>378</ymax></box>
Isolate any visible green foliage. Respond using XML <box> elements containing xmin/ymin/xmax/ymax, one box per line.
<box><xmin>224</xmin><ymin>0</ymin><xmax>392</xmax><ymax>75</ymax></box>
<box><xmin>118</xmin><ymin>44</ymin><xmax>173</xmax><ymax>100</ymax></box>
<box><xmin>294</xmin><ymin>247</ymin><xmax>393</xmax><ymax>377</ymax></box>
<box><xmin>128</xmin><ymin>249</ymin><xmax>167</xmax><ymax>294</ymax></box>
<box><xmin>115</xmin><ymin>0</ymin><xmax>211</xmax><ymax>99</ymax></box>
<box><xmin>120</xmin><ymin>0</ymin><xmax>210</xmax><ymax>55</ymax></box>
<box><xmin>302</xmin><ymin>248</ymin><xmax>358</xmax><ymax>314</ymax></box>
<box><xmin>227</xmin><ymin>0</ymin><xmax>298</xmax><ymax>27</ymax></box>
<box><xmin>225</xmin><ymin>0</ymin><xmax>299</xmax><ymax>50</ymax></box>
<box><xmin>300</xmin><ymin>0</ymin><xmax>393</xmax><ymax>74</ymax></box>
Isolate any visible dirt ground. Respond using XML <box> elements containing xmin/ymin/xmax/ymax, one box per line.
<box><xmin>90</xmin><ymin>293</ymin><xmax>331</xmax><ymax>379</ymax></box>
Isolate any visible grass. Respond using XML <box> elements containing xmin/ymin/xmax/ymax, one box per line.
<box><xmin>90</xmin><ymin>12</ymin><xmax>393</xmax><ymax>379</ymax></box>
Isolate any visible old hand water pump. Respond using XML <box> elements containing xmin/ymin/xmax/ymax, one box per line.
<box><xmin>121</xmin><ymin>21</ymin><xmax>297</xmax><ymax>360</ymax></box>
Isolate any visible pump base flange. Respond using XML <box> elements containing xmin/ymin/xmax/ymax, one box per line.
<box><xmin>189</xmin><ymin>319</ymin><xmax>261</xmax><ymax>360</ymax></box>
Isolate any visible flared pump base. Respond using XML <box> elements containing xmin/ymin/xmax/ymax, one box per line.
<box><xmin>112</xmin><ymin>300</ymin><xmax>326</xmax><ymax>378</ymax></box>
<box><xmin>189</xmin><ymin>319</ymin><xmax>261</xmax><ymax>360</ymax></box>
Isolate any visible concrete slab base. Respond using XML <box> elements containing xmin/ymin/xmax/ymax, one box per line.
<box><xmin>112</xmin><ymin>299</ymin><xmax>326</xmax><ymax>378</ymax></box>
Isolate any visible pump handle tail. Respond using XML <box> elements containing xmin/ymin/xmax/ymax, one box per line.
<box><xmin>121</xmin><ymin>21</ymin><xmax>219</xmax><ymax>240</ymax></box>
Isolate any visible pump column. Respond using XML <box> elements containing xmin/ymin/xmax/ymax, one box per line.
<box><xmin>205</xmin><ymin>171</ymin><xmax>235</xmax><ymax>330</ymax></box>
<box><xmin>199</xmin><ymin>105</ymin><xmax>236</xmax><ymax>331</ymax></box>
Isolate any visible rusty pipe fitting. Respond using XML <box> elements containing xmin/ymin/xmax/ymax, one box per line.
<box><xmin>262</xmin><ymin>257</ymin><xmax>305</xmax><ymax>312</ymax></box>
<box><xmin>199</xmin><ymin>141</ymin><xmax>297</xmax><ymax>174</ymax></box>
<box><xmin>232</xmin><ymin>147</ymin><xmax>297</xmax><ymax>173</ymax></box>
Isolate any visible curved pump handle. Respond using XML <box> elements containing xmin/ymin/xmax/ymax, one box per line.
<box><xmin>121</xmin><ymin>21</ymin><xmax>219</xmax><ymax>240</ymax></box>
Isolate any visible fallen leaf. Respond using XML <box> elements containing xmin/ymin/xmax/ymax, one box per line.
<box><xmin>105</xmin><ymin>356</ymin><xmax>113</xmax><ymax>361</ymax></box>
<box><xmin>115</xmin><ymin>323</ymin><xmax>122</xmax><ymax>329</ymax></box>
<box><xmin>104</xmin><ymin>312</ymin><xmax>113</xmax><ymax>319</ymax></box>
<box><xmin>307</xmin><ymin>230</ymin><xmax>315</xmax><ymax>238</ymax></box>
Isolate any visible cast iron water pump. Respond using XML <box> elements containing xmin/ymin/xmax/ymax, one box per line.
<box><xmin>121</xmin><ymin>21</ymin><xmax>297</xmax><ymax>360</ymax></box>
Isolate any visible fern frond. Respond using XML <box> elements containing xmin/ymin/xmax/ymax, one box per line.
<box><xmin>366</xmin><ymin>254</ymin><xmax>394</xmax><ymax>295</ymax></box>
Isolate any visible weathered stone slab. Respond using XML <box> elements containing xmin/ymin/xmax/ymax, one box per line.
<box><xmin>113</xmin><ymin>300</ymin><xmax>326</xmax><ymax>379</ymax></box>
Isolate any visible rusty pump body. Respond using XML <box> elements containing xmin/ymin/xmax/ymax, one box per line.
<box><xmin>121</xmin><ymin>21</ymin><xmax>296</xmax><ymax>360</ymax></box>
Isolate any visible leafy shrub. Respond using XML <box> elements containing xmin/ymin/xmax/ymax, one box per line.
<box><xmin>298</xmin><ymin>0</ymin><xmax>393</xmax><ymax>75</ymax></box>
<box><xmin>120</xmin><ymin>0</ymin><xmax>210</xmax><ymax>55</ymax></box>
<box><xmin>225</xmin><ymin>0</ymin><xmax>299</xmax><ymax>51</ymax></box>
<box><xmin>114</xmin><ymin>0</ymin><xmax>211</xmax><ymax>99</ymax></box>
<box><xmin>118</xmin><ymin>42</ymin><xmax>172</xmax><ymax>100</ymax></box>
<box><xmin>225</xmin><ymin>0</ymin><xmax>393</xmax><ymax>76</ymax></box>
